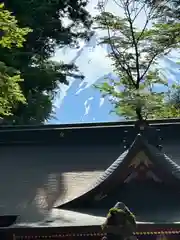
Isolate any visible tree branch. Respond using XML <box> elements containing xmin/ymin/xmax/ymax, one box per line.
<box><xmin>99</xmin><ymin>4</ymin><xmax>137</xmax><ymax>88</ymax></box>
<box><xmin>107</xmin><ymin>29</ymin><xmax>136</xmax><ymax>88</ymax></box>
<box><xmin>125</xmin><ymin>2</ymin><xmax>140</xmax><ymax>88</ymax></box>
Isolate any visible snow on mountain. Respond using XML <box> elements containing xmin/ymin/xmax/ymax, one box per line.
<box><xmin>159</xmin><ymin>58</ymin><xmax>180</xmax><ymax>84</ymax></box>
<box><xmin>49</xmin><ymin>34</ymin><xmax>119</xmax><ymax>124</ymax></box>
<box><xmin>50</xmin><ymin>73</ymin><xmax>120</xmax><ymax>124</ymax></box>
<box><xmin>49</xmin><ymin>33</ymin><xmax>180</xmax><ymax>124</ymax></box>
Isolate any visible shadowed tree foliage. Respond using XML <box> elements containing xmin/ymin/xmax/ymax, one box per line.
<box><xmin>95</xmin><ymin>0</ymin><xmax>180</xmax><ymax>120</ymax></box>
<box><xmin>0</xmin><ymin>0</ymin><xmax>92</xmax><ymax>124</ymax></box>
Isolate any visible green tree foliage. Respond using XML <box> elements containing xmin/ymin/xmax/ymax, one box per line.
<box><xmin>138</xmin><ymin>0</ymin><xmax>180</xmax><ymax>21</ymax></box>
<box><xmin>95</xmin><ymin>0</ymin><xmax>180</xmax><ymax>120</ymax></box>
<box><xmin>0</xmin><ymin>3</ymin><xmax>31</xmax><ymax>117</ymax></box>
<box><xmin>1</xmin><ymin>0</ymin><xmax>92</xmax><ymax>124</ymax></box>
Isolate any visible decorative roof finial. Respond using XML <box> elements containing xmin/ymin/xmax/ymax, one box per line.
<box><xmin>134</xmin><ymin>119</ymin><xmax>149</xmax><ymax>133</ymax></box>
<box><xmin>134</xmin><ymin>119</ymin><xmax>163</xmax><ymax>151</ymax></box>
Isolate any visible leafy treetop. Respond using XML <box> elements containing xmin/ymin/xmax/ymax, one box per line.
<box><xmin>0</xmin><ymin>3</ymin><xmax>31</xmax><ymax>117</ymax></box>
<box><xmin>95</xmin><ymin>0</ymin><xmax>180</xmax><ymax>120</ymax></box>
<box><xmin>0</xmin><ymin>0</ymin><xmax>92</xmax><ymax>124</ymax></box>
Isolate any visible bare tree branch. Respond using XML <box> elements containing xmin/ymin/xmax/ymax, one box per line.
<box><xmin>98</xmin><ymin>1</ymin><xmax>137</xmax><ymax>87</ymax></box>
<box><xmin>125</xmin><ymin>2</ymin><xmax>140</xmax><ymax>88</ymax></box>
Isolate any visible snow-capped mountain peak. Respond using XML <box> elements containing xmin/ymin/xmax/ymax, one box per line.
<box><xmin>50</xmin><ymin>33</ymin><xmax>180</xmax><ymax>124</ymax></box>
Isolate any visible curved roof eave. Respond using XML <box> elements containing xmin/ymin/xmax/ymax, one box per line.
<box><xmin>56</xmin><ymin>134</ymin><xmax>180</xmax><ymax>209</ymax></box>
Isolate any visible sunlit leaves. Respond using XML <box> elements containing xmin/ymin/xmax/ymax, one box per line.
<box><xmin>0</xmin><ymin>3</ymin><xmax>31</xmax><ymax>117</ymax></box>
<box><xmin>95</xmin><ymin>0</ymin><xmax>180</xmax><ymax>120</ymax></box>
<box><xmin>0</xmin><ymin>0</ymin><xmax>91</xmax><ymax>124</ymax></box>
<box><xmin>0</xmin><ymin>3</ymin><xmax>32</xmax><ymax>48</ymax></box>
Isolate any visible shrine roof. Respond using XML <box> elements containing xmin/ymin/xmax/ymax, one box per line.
<box><xmin>13</xmin><ymin>208</ymin><xmax>180</xmax><ymax>227</ymax></box>
<box><xmin>89</xmin><ymin>133</ymin><xmax>180</xmax><ymax>186</ymax></box>
<box><xmin>0</xmin><ymin>118</ymin><xmax>180</xmax><ymax>146</ymax></box>
<box><xmin>57</xmin><ymin>133</ymin><xmax>180</xmax><ymax>209</ymax></box>
<box><xmin>1</xmin><ymin>119</ymin><xmax>180</xmax><ymax>228</ymax></box>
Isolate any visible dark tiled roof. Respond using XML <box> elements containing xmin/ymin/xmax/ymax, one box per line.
<box><xmin>15</xmin><ymin>209</ymin><xmax>105</xmax><ymax>227</ymax></box>
<box><xmin>0</xmin><ymin>121</ymin><xmax>180</xmax><ymax>226</ymax></box>
<box><xmin>147</xmin><ymin>144</ymin><xmax>180</xmax><ymax>180</ymax></box>
<box><xmin>14</xmin><ymin>207</ymin><xmax>180</xmax><ymax>227</ymax></box>
<box><xmin>163</xmin><ymin>142</ymin><xmax>180</xmax><ymax>166</ymax></box>
<box><xmin>58</xmin><ymin>134</ymin><xmax>180</xmax><ymax>209</ymax></box>
<box><xmin>91</xmin><ymin>150</ymin><xmax>129</xmax><ymax>189</ymax></box>
<box><xmin>92</xmin><ymin>134</ymin><xmax>180</xmax><ymax>187</ymax></box>
<box><xmin>0</xmin><ymin>118</ymin><xmax>180</xmax><ymax>146</ymax></box>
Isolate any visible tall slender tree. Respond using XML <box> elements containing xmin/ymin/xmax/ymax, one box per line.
<box><xmin>95</xmin><ymin>0</ymin><xmax>180</xmax><ymax>120</ymax></box>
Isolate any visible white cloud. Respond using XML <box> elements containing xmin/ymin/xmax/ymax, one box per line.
<box><xmin>53</xmin><ymin>35</ymin><xmax>113</xmax><ymax>107</ymax></box>
<box><xmin>102</xmin><ymin>0</ymin><xmax>152</xmax><ymax>29</ymax></box>
<box><xmin>75</xmin><ymin>41</ymin><xmax>112</xmax><ymax>86</ymax></box>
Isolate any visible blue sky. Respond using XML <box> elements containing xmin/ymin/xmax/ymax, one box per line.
<box><xmin>48</xmin><ymin>0</ymin><xmax>180</xmax><ymax>124</ymax></box>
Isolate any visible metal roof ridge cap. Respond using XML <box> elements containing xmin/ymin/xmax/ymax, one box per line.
<box><xmin>1</xmin><ymin>122</ymin><xmax>180</xmax><ymax>133</ymax></box>
<box><xmin>129</xmin><ymin>133</ymin><xmax>146</xmax><ymax>147</ymax></box>
<box><xmin>0</xmin><ymin>124</ymin><xmax>135</xmax><ymax>133</ymax></box>
<box><xmin>0</xmin><ymin>117</ymin><xmax>180</xmax><ymax>129</ymax></box>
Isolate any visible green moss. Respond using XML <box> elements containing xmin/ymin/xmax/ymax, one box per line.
<box><xmin>108</xmin><ymin>208</ymin><xmax>125</xmax><ymax>215</ymax></box>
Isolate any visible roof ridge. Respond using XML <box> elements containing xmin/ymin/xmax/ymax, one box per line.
<box><xmin>146</xmin><ymin>143</ymin><xmax>180</xmax><ymax>180</ymax></box>
<box><xmin>133</xmin><ymin>134</ymin><xmax>180</xmax><ymax>180</ymax></box>
<box><xmin>1</xmin><ymin>118</ymin><xmax>180</xmax><ymax>131</ymax></box>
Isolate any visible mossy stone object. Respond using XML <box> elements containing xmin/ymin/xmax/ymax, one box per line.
<box><xmin>102</xmin><ymin>202</ymin><xmax>136</xmax><ymax>238</ymax></box>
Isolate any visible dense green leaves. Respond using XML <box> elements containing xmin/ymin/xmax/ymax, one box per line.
<box><xmin>4</xmin><ymin>0</ymin><xmax>92</xmax><ymax>58</ymax></box>
<box><xmin>0</xmin><ymin>3</ymin><xmax>31</xmax><ymax>117</ymax></box>
<box><xmin>0</xmin><ymin>0</ymin><xmax>92</xmax><ymax>124</ymax></box>
<box><xmin>95</xmin><ymin>0</ymin><xmax>180</xmax><ymax>120</ymax></box>
<box><xmin>0</xmin><ymin>3</ymin><xmax>31</xmax><ymax>48</ymax></box>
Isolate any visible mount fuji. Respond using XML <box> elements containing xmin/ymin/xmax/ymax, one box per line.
<box><xmin>49</xmin><ymin>33</ymin><xmax>180</xmax><ymax>124</ymax></box>
<box><xmin>50</xmin><ymin>73</ymin><xmax>120</xmax><ymax>124</ymax></box>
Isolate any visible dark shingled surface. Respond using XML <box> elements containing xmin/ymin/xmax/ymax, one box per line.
<box><xmin>0</xmin><ymin>120</ymin><xmax>180</xmax><ymax>226</ymax></box>
<box><xmin>92</xmin><ymin>134</ymin><xmax>180</xmax><ymax>188</ymax></box>
<box><xmin>58</xmin><ymin>134</ymin><xmax>180</xmax><ymax>209</ymax></box>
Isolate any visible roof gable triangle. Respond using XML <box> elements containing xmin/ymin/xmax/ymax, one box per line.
<box><xmin>56</xmin><ymin>134</ymin><xmax>180</xmax><ymax>209</ymax></box>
